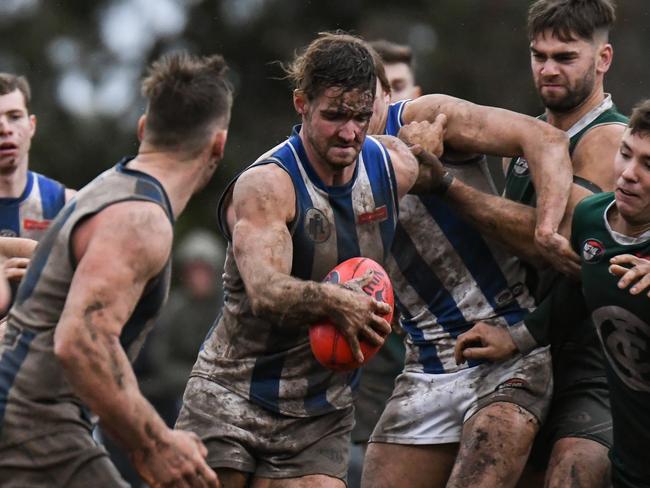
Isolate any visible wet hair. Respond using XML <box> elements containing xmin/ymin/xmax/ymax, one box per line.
<box><xmin>369</xmin><ymin>40</ymin><xmax>415</xmax><ymax>68</ymax></box>
<box><xmin>284</xmin><ymin>31</ymin><xmax>376</xmax><ymax>101</ymax></box>
<box><xmin>628</xmin><ymin>99</ymin><xmax>650</xmax><ymax>139</ymax></box>
<box><xmin>0</xmin><ymin>73</ymin><xmax>31</xmax><ymax>110</ymax></box>
<box><xmin>141</xmin><ymin>51</ymin><xmax>233</xmax><ymax>151</ymax></box>
<box><xmin>527</xmin><ymin>0</ymin><xmax>616</xmax><ymax>42</ymax></box>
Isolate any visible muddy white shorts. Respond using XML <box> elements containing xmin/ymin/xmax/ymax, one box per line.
<box><xmin>370</xmin><ymin>346</ymin><xmax>552</xmax><ymax>445</ymax></box>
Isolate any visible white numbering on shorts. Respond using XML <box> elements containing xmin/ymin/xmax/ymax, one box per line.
<box><xmin>593</xmin><ymin>306</ymin><xmax>650</xmax><ymax>392</ymax></box>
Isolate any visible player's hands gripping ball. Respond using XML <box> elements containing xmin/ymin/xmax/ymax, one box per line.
<box><xmin>309</xmin><ymin>257</ymin><xmax>394</xmax><ymax>371</ymax></box>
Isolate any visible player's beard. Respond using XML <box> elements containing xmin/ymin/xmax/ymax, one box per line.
<box><xmin>540</xmin><ymin>63</ymin><xmax>596</xmax><ymax>113</ymax></box>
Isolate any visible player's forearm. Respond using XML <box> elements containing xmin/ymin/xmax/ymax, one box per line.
<box><xmin>56</xmin><ymin>327</ymin><xmax>169</xmax><ymax>454</ymax></box>
<box><xmin>521</xmin><ymin>128</ymin><xmax>572</xmax><ymax>236</ymax></box>
<box><xmin>445</xmin><ymin>179</ymin><xmax>545</xmax><ymax>265</ymax></box>
<box><xmin>248</xmin><ymin>271</ymin><xmax>342</xmax><ymax>326</ymax></box>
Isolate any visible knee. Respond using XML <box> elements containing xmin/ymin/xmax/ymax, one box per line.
<box><xmin>546</xmin><ymin>438</ymin><xmax>610</xmax><ymax>488</ymax></box>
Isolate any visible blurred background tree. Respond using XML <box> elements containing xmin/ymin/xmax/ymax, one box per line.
<box><xmin>1</xmin><ymin>0</ymin><xmax>648</xmax><ymax>240</ymax></box>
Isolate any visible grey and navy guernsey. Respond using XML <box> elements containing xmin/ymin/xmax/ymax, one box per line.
<box><xmin>0</xmin><ymin>158</ymin><xmax>173</xmax><ymax>447</ymax></box>
<box><xmin>192</xmin><ymin>127</ymin><xmax>399</xmax><ymax>418</ymax></box>
<box><xmin>384</xmin><ymin>100</ymin><xmax>536</xmax><ymax>374</ymax></box>
<box><xmin>0</xmin><ymin>170</ymin><xmax>67</xmax><ymax>240</ymax></box>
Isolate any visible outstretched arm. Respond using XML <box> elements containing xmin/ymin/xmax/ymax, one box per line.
<box><xmin>54</xmin><ymin>201</ymin><xmax>218</xmax><ymax>488</ymax></box>
<box><xmin>228</xmin><ymin>164</ymin><xmax>391</xmax><ymax>363</ymax></box>
<box><xmin>399</xmin><ymin>120</ymin><xmax>579</xmax><ymax>276</ymax></box>
<box><xmin>403</xmin><ymin>94</ymin><xmax>573</xmax><ymax>246</ymax></box>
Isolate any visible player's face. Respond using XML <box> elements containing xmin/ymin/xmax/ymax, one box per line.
<box><xmin>384</xmin><ymin>62</ymin><xmax>419</xmax><ymax>102</ymax></box>
<box><xmin>614</xmin><ymin>129</ymin><xmax>650</xmax><ymax>226</ymax></box>
<box><xmin>0</xmin><ymin>90</ymin><xmax>35</xmax><ymax>175</ymax></box>
<box><xmin>368</xmin><ymin>80</ymin><xmax>390</xmax><ymax>136</ymax></box>
<box><xmin>530</xmin><ymin>31</ymin><xmax>600</xmax><ymax>113</ymax></box>
<box><xmin>300</xmin><ymin>86</ymin><xmax>374</xmax><ymax>170</ymax></box>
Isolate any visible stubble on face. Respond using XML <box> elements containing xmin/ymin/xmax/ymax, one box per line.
<box><xmin>538</xmin><ymin>60</ymin><xmax>596</xmax><ymax>113</ymax></box>
<box><xmin>304</xmin><ymin>87</ymin><xmax>374</xmax><ymax>171</ymax></box>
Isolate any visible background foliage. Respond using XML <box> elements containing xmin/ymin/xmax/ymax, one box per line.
<box><xmin>2</xmin><ymin>0</ymin><xmax>648</xmax><ymax>239</ymax></box>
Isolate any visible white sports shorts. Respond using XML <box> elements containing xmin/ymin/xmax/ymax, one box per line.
<box><xmin>370</xmin><ymin>346</ymin><xmax>552</xmax><ymax>445</ymax></box>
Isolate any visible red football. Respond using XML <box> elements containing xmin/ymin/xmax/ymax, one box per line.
<box><xmin>309</xmin><ymin>257</ymin><xmax>394</xmax><ymax>371</ymax></box>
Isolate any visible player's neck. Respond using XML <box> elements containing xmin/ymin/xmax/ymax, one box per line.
<box><xmin>609</xmin><ymin>207</ymin><xmax>650</xmax><ymax>238</ymax></box>
<box><xmin>128</xmin><ymin>151</ymin><xmax>205</xmax><ymax>218</ymax></box>
<box><xmin>0</xmin><ymin>161</ymin><xmax>28</xmax><ymax>198</ymax></box>
<box><xmin>545</xmin><ymin>88</ymin><xmax>606</xmax><ymax>132</ymax></box>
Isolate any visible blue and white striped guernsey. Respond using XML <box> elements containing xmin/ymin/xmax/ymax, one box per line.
<box><xmin>192</xmin><ymin>128</ymin><xmax>399</xmax><ymax>417</ymax></box>
<box><xmin>0</xmin><ymin>171</ymin><xmax>66</xmax><ymax>240</ymax></box>
<box><xmin>385</xmin><ymin>100</ymin><xmax>536</xmax><ymax>374</ymax></box>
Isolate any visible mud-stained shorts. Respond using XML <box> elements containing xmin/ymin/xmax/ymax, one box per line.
<box><xmin>370</xmin><ymin>346</ymin><xmax>552</xmax><ymax>445</ymax></box>
<box><xmin>176</xmin><ymin>376</ymin><xmax>354</xmax><ymax>481</ymax></box>
<box><xmin>0</xmin><ymin>428</ymin><xmax>129</xmax><ymax>488</ymax></box>
<box><xmin>529</xmin><ymin>337</ymin><xmax>612</xmax><ymax>468</ymax></box>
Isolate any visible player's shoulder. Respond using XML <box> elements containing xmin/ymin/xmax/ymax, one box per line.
<box><xmin>372</xmin><ymin>134</ymin><xmax>415</xmax><ymax>169</ymax></box>
<box><xmin>91</xmin><ymin>200</ymin><xmax>172</xmax><ymax>246</ymax></box>
<box><xmin>235</xmin><ymin>162</ymin><xmax>293</xmax><ymax>199</ymax></box>
<box><xmin>74</xmin><ymin>200</ymin><xmax>172</xmax><ymax>273</ymax></box>
<box><xmin>574</xmin><ymin>191</ymin><xmax>614</xmax><ymax>218</ymax></box>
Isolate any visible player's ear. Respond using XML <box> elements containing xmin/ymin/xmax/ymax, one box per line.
<box><xmin>413</xmin><ymin>85</ymin><xmax>422</xmax><ymax>99</ymax></box>
<box><xmin>293</xmin><ymin>89</ymin><xmax>307</xmax><ymax>115</ymax></box>
<box><xmin>210</xmin><ymin>129</ymin><xmax>228</xmax><ymax>162</ymax></box>
<box><xmin>596</xmin><ymin>43</ymin><xmax>613</xmax><ymax>74</ymax></box>
<box><xmin>137</xmin><ymin>114</ymin><xmax>146</xmax><ymax>142</ymax></box>
<box><xmin>28</xmin><ymin>114</ymin><xmax>36</xmax><ymax>139</ymax></box>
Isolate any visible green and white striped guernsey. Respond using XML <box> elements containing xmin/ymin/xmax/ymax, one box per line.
<box><xmin>571</xmin><ymin>192</ymin><xmax>650</xmax><ymax>487</ymax></box>
<box><xmin>504</xmin><ymin>94</ymin><xmax>628</xmax><ymax>207</ymax></box>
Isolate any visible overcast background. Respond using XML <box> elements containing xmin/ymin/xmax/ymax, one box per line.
<box><xmin>2</xmin><ymin>0</ymin><xmax>649</xmax><ymax>238</ymax></box>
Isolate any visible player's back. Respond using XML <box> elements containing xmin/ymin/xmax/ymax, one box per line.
<box><xmin>0</xmin><ymin>159</ymin><xmax>172</xmax><ymax>448</ymax></box>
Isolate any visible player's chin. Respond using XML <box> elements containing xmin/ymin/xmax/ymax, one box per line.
<box><xmin>327</xmin><ymin>152</ymin><xmax>358</xmax><ymax>168</ymax></box>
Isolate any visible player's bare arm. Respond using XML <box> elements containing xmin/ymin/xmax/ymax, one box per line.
<box><xmin>555</xmin><ymin>124</ymin><xmax>627</xmax><ymax>233</ymax></box>
<box><xmin>54</xmin><ymin>201</ymin><xmax>218</xmax><ymax>488</ymax></box>
<box><xmin>373</xmin><ymin>134</ymin><xmax>420</xmax><ymax>198</ymax></box>
<box><xmin>404</xmin><ymin>94</ymin><xmax>573</xmax><ymax>245</ymax></box>
<box><xmin>229</xmin><ymin>164</ymin><xmax>391</xmax><ymax>363</ymax></box>
<box><xmin>399</xmin><ymin>121</ymin><xmax>553</xmax><ymax>269</ymax></box>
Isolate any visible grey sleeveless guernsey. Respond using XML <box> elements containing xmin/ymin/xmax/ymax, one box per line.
<box><xmin>0</xmin><ymin>157</ymin><xmax>173</xmax><ymax>448</ymax></box>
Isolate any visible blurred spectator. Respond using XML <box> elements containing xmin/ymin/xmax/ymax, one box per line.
<box><xmin>143</xmin><ymin>228</ymin><xmax>226</xmax><ymax>424</ymax></box>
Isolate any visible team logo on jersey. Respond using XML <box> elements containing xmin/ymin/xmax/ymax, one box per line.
<box><xmin>0</xmin><ymin>229</ymin><xmax>17</xmax><ymax>237</ymax></box>
<box><xmin>582</xmin><ymin>239</ymin><xmax>605</xmax><ymax>263</ymax></box>
<box><xmin>593</xmin><ymin>306</ymin><xmax>650</xmax><ymax>392</ymax></box>
<box><xmin>305</xmin><ymin>207</ymin><xmax>331</xmax><ymax>243</ymax></box>
<box><xmin>513</xmin><ymin>158</ymin><xmax>529</xmax><ymax>176</ymax></box>
<box><xmin>494</xmin><ymin>282</ymin><xmax>525</xmax><ymax>308</ymax></box>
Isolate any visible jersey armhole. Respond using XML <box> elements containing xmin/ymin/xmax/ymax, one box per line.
<box><xmin>573</xmin><ymin>175</ymin><xmax>603</xmax><ymax>194</ymax></box>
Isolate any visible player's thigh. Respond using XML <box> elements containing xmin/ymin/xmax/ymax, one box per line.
<box><xmin>361</xmin><ymin>442</ymin><xmax>457</xmax><ymax>488</ymax></box>
<box><xmin>216</xmin><ymin>468</ymin><xmax>250</xmax><ymax>488</ymax></box>
<box><xmin>450</xmin><ymin>401</ymin><xmax>538</xmax><ymax>488</ymax></box>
